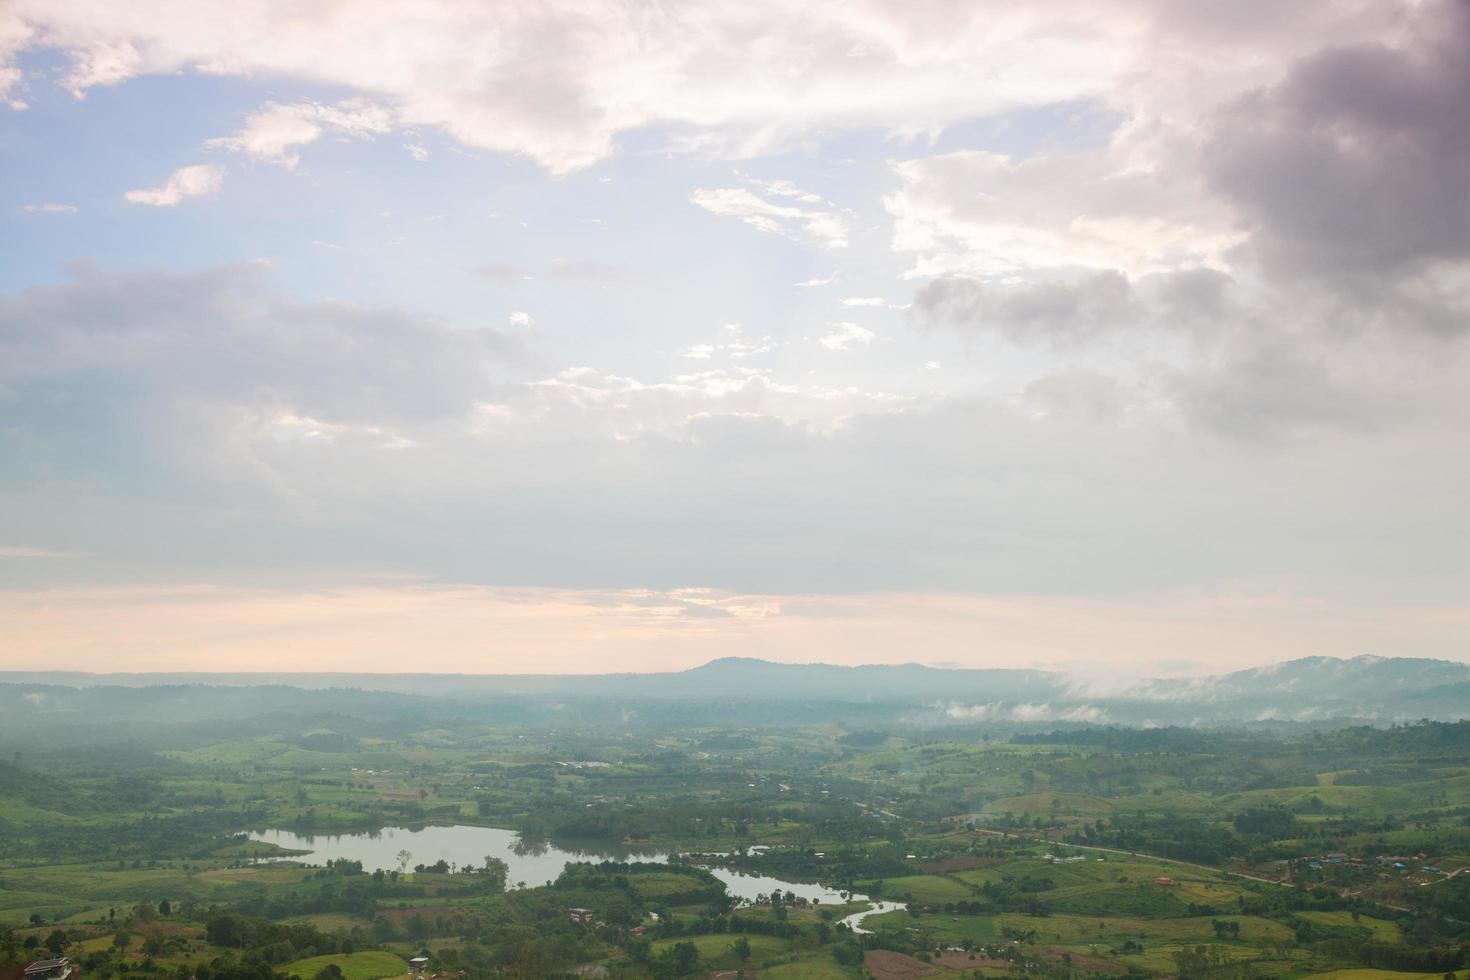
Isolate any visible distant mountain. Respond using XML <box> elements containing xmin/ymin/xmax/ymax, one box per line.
<box><xmin>0</xmin><ymin>659</ymin><xmax>1065</xmax><ymax>702</ymax></box>
<box><xmin>671</xmin><ymin>657</ymin><xmax>1061</xmax><ymax>702</ymax></box>
<box><xmin>1128</xmin><ymin>655</ymin><xmax>1470</xmax><ymax>703</ymax></box>
<box><xmin>3</xmin><ymin>654</ymin><xmax>1468</xmax><ymax>727</ymax></box>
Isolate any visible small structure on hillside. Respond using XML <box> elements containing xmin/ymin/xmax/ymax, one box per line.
<box><xmin>408</xmin><ymin>956</ymin><xmax>429</xmax><ymax>976</ymax></box>
<box><xmin>1153</xmin><ymin>877</ymin><xmax>1175</xmax><ymax>886</ymax></box>
<box><xmin>568</xmin><ymin>907</ymin><xmax>594</xmax><ymax>925</ymax></box>
<box><xmin>25</xmin><ymin>960</ymin><xmax>73</xmax><ymax>980</ymax></box>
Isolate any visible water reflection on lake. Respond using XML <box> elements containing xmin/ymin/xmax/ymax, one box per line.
<box><xmin>242</xmin><ymin>825</ymin><xmax>871</xmax><ymax>906</ymax></box>
<box><xmin>703</xmin><ymin>867</ymin><xmax>855</xmax><ymax>905</ymax></box>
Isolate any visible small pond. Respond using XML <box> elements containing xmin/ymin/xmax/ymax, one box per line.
<box><xmin>242</xmin><ymin>825</ymin><xmax>869</xmax><ymax>907</ymax></box>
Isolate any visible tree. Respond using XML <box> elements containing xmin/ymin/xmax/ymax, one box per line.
<box><xmin>206</xmin><ymin>914</ymin><xmax>244</xmax><ymax>948</ymax></box>
<box><xmin>158</xmin><ymin>900</ymin><xmax>171</xmax><ymax>917</ymax></box>
<box><xmin>732</xmin><ymin>936</ymin><xmax>750</xmax><ymax>962</ymax></box>
<box><xmin>482</xmin><ymin>856</ymin><xmax>509</xmax><ymax>892</ymax></box>
<box><xmin>396</xmin><ymin>850</ymin><xmax>413</xmax><ymax>875</ymax></box>
<box><xmin>655</xmin><ymin>940</ymin><xmax>699</xmax><ymax>980</ymax></box>
<box><xmin>43</xmin><ymin>931</ymin><xmax>68</xmax><ymax>957</ymax></box>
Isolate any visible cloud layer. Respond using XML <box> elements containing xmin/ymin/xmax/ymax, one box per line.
<box><xmin>4</xmin><ymin>263</ymin><xmax>1469</xmax><ymax>607</ymax></box>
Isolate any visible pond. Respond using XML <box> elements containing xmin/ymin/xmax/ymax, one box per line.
<box><xmin>242</xmin><ymin>825</ymin><xmax>869</xmax><ymax>906</ymax></box>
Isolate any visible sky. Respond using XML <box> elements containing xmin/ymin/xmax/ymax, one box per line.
<box><xmin>3</xmin><ymin>0</ymin><xmax>1470</xmax><ymax>677</ymax></box>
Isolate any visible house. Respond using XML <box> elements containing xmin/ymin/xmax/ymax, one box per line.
<box><xmin>25</xmin><ymin>960</ymin><xmax>72</xmax><ymax>980</ymax></box>
<box><xmin>1154</xmin><ymin>877</ymin><xmax>1175</xmax><ymax>886</ymax></box>
<box><xmin>568</xmin><ymin>907</ymin><xmax>594</xmax><ymax>925</ymax></box>
<box><xmin>409</xmin><ymin>957</ymin><xmax>430</xmax><ymax>977</ymax></box>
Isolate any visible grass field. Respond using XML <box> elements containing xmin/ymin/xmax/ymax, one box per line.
<box><xmin>1296</xmin><ymin>910</ymin><xmax>1403</xmax><ymax>942</ymax></box>
<box><xmin>757</xmin><ymin>955</ymin><xmax>861</xmax><ymax>979</ymax></box>
<box><xmin>282</xmin><ymin>951</ymin><xmax>409</xmax><ymax>980</ymax></box>
<box><xmin>870</xmin><ymin>874</ymin><xmax>975</xmax><ymax>903</ymax></box>
<box><xmin>649</xmin><ymin>932</ymin><xmax>791</xmax><ymax>970</ymax></box>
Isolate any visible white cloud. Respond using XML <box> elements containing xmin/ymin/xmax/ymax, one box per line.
<box><xmin>942</xmin><ymin>700</ymin><xmax>1109</xmax><ymax>723</ymax></box>
<box><xmin>2</xmin><ymin>0</ymin><xmax>1427</xmax><ymax>178</ymax></box>
<box><xmin>206</xmin><ymin>99</ymin><xmax>391</xmax><ymax>168</ymax></box>
<box><xmin>402</xmin><ymin>142</ymin><xmax>429</xmax><ymax>161</ymax></box>
<box><xmin>0</xmin><ymin>1</ymin><xmax>1116</xmax><ymax>172</ymax></box>
<box><xmin>690</xmin><ymin>184</ymin><xmax>850</xmax><ymax>248</ymax></box>
<box><xmin>508</xmin><ymin>310</ymin><xmax>535</xmax><ymax>328</ymax></box>
<box><xmin>818</xmin><ymin>322</ymin><xmax>875</xmax><ymax>351</ymax></box>
<box><xmin>887</xmin><ymin>149</ymin><xmax>1242</xmax><ymax>280</ymax></box>
<box><xmin>20</xmin><ymin>202</ymin><xmax>77</xmax><ymax>214</ymax></box>
<box><xmin>123</xmin><ymin>163</ymin><xmax>223</xmax><ymax>206</ymax></box>
<box><xmin>679</xmin><ymin>324</ymin><xmax>775</xmax><ymax>362</ymax></box>
<box><xmin>0</xmin><ymin>68</ymin><xmax>22</xmax><ymax>109</ymax></box>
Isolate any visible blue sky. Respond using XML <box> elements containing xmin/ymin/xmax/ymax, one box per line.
<box><xmin>3</xmin><ymin>1</ymin><xmax>1470</xmax><ymax>677</ymax></box>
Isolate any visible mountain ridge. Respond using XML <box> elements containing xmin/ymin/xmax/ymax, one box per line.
<box><xmin>2</xmin><ymin>655</ymin><xmax>1467</xmax><ymax>727</ymax></box>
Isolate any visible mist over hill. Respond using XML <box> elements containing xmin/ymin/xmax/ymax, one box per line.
<box><xmin>3</xmin><ymin>654</ymin><xmax>1467</xmax><ymax>733</ymax></box>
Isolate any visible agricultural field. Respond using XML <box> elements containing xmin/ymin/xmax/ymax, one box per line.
<box><xmin>2</xmin><ymin>681</ymin><xmax>1470</xmax><ymax>979</ymax></box>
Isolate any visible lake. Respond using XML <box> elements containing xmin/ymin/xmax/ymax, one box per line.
<box><xmin>242</xmin><ymin>825</ymin><xmax>869</xmax><ymax>906</ymax></box>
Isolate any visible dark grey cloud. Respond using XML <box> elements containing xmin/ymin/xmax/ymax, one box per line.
<box><xmin>1205</xmin><ymin>0</ymin><xmax>1470</xmax><ymax>293</ymax></box>
<box><xmin>0</xmin><ymin>262</ymin><xmax>521</xmax><ymax>487</ymax></box>
<box><xmin>907</xmin><ymin>268</ymin><xmax>1241</xmax><ymax>344</ymax></box>
<box><xmin>908</xmin><ymin>271</ymin><xmax>1135</xmax><ymax>343</ymax></box>
<box><xmin>1161</xmin><ymin>336</ymin><xmax>1401</xmax><ymax>440</ymax></box>
<box><xmin>900</xmin><ymin>1</ymin><xmax>1470</xmax><ymax>441</ymax></box>
<box><xmin>1022</xmin><ymin>372</ymin><xmax>1128</xmax><ymax>423</ymax></box>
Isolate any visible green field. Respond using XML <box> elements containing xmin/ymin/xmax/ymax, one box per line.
<box><xmin>1</xmin><ymin>687</ymin><xmax>1467</xmax><ymax>980</ymax></box>
<box><xmin>282</xmin><ymin>952</ymin><xmax>409</xmax><ymax>980</ymax></box>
